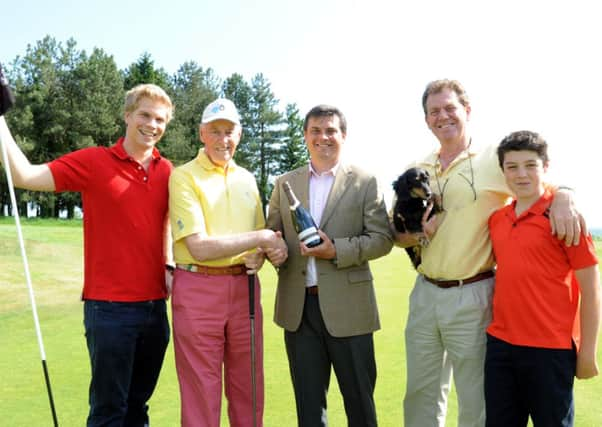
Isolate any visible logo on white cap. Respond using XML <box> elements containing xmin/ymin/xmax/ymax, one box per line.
<box><xmin>201</xmin><ymin>98</ymin><xmax>240</xmax><ymax>125</ymax></box>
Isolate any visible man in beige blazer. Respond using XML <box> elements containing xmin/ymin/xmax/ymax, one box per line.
<box><xmin>266</xmin><ymin>105</ymin><xmax>393</xmax><ymax>427</ymax></box>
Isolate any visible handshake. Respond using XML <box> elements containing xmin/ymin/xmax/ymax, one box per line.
<box><xmin>0</xmin><ymin>62</ymin><xmax>15</xmax><ymax>116</ymax></box>
<box><xmin>243</xmin><ymin>229</ymin><xmax>288</xmax><ymax>273</ymax></box>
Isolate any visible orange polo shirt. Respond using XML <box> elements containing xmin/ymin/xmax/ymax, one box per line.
<box><xmin>487</xmin><ymin>190</ymin><xmax>598</xmax><ymax>349</ymax></box>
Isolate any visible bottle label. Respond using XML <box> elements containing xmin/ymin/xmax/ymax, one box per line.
<box><xmin>303</xmin><ymin>234</ymin><xmax>322</xmax><ymax>246</ymax></box>
<box><xmin>298</xmin><ymin>227</ymin><xmax>321</xmax><ymax>246</ymax></box>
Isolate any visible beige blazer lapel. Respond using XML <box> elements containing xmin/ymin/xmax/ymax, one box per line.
<box><xmin>288</xmin><ymin>166</ymin><xmax>310</xmax><ymax>209</ymax></box>
<box><xmin>319</xmin><ymin>165</ymin><xmax>353</xmax><ymax>229</ymax></box>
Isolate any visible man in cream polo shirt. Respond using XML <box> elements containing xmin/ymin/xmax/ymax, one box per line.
<box><xmin>394</xmin><ymin>80</ymin><xmax>584</xmax><ymax>427</ymax></box>
<box><xmin>168</xmin><ymin>98</ymin><xmax>286</xmax><ymax>427</ymax></box>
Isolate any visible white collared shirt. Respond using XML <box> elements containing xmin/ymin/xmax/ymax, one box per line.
<box><xmin>306</xmin><ymin>162</ymin><xmax>338</xmax><ymax>287</ymax></box>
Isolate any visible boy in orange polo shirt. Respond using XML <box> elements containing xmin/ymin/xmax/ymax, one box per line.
<box><xmin>485</xmin><ymin>130</ymin><xmax>600</xmax><ymax>427</ymax></box>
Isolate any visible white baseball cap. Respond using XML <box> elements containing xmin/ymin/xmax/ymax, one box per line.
<box><xmin>201</xmin><ymin>98</ymin><xmax>241</xmax><ymax>125</ymax></box>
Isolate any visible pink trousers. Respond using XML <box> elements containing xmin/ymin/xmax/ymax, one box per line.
<box><xmin>172</xmin><ymin>270</ymin><xmax>264</xmax><ymax>427</ymax></box>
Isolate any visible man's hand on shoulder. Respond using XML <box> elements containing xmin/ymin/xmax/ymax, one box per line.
<box><xmin>549</xmin><ymin>188</ymin><xmax>587</xmax><ymax>246</ymax></box>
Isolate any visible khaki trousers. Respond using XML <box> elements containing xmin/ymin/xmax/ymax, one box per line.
<box><xmin>403</xmin><ymin>274</ymin><xmax>494</xmax><ymax>427</ymax></box>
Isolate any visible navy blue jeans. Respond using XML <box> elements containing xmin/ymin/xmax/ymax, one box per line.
<box><xmin>84</xmin><ymin>299</ymin><xmax>170</xmax><ymax>427</ymax></box>
<box><xmin>484</xmin><ymin>334</ymin><xmax>576</xmax><ymax>427</ymax></box>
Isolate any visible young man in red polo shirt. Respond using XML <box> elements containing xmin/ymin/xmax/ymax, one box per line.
<box><xmin>0</xmin><ymin>84</ymin><xmax>174</xmax><ymax>427</ymax></box>
<box><xmin>485</xmin><ymin>130</ymin><xmax>600</xmax><ymax>427</ymax></box>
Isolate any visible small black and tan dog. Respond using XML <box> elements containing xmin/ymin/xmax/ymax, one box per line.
<box><xmin>392</xmin><ymin>167</ymin><xmax>442</xmax><ymax>269</ymax></box>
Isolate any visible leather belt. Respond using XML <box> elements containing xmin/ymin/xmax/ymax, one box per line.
<box><xmin>424</xmin><ymin>270</ymin><xmax>494</xmax><ymax>289</ymax></box>
<box><xmin>306</xmin><ymin>286</ymin><xmax>319</xmax><ymax>295</ymax></box>
<box><xmin>177</xmin><ymin>264</ymin><xmax>246</xmax><ymax>276</ymax></box>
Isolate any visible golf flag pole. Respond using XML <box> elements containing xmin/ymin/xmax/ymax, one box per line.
<box><xmin>0</xmin><ymin>63</ymin><xmax>59</xmax><ymax>427</ymax></box>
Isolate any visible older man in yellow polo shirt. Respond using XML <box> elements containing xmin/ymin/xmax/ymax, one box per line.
<box><xmin>394</xmin><ymin>79</ymin><xmax>584</xmax><ymax>427</ymax></box>
<box><xmin>168</xmin><ymin>98</ymin><xmax>286</xmax><ymax>427</ymax></box>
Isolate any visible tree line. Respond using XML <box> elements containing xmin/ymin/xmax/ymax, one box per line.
<box><xmin>1</xmin><ymin>36</ymin><xmax>309</xmax><ymax>218</ymax></box>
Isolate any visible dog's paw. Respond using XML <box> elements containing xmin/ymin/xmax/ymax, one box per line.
<box><xmin>418</xmin><ymin>236</ymin><xmax>430</xmax><ymax>248</ymax></box>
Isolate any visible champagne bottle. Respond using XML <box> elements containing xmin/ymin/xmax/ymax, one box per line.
<box><xmin>282</xmin><ymin>181</ymin><xmax>323</xmax><ymax>248</ymax></box>
<box><xmin>0</xmin><ymin>63</ymin><xmax>15</xmax><ymax>116</ymax></box>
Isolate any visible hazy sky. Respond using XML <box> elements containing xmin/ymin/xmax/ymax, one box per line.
<box><xmin>2</xmin><ymin>0</ymin><xmax>600</xmax><ymax>225</ymax></box>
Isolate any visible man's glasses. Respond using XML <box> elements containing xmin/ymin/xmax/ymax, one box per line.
<box><xmin>434</xmin><ymin>152</ymin><xmax>476</xmax><ymax>211</ymax></box>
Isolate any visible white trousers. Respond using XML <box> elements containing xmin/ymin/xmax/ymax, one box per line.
<box><xmin>403</xmin><ymin>274</ymin><xmax>494</xmax><ymax>427</ymax></box>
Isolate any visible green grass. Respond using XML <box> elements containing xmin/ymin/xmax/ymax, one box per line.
<box><xmin>1</xmin><ymin>219</ymin><xmax>601</xmax><ymax>426</ymax></box>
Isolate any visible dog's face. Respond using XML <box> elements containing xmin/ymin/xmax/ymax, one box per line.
<box><xmin>393</xmin><ymin>167</ymin><xmax>432</xmax><ymax>201</ymax></box>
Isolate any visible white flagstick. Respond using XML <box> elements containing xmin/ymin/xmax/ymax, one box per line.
<box><xmin>0</xmin><ymin>130</ymin><xmax>59</xmax><ymax>427</ymax></box>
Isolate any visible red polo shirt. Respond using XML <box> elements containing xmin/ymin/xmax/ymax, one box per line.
<box><xmin>48</xmin><ymin>137</ymin><xmax>171</xmax><ymax>301</ymax></box>
<box><xmin>487</xmin><ymin>190</ymin><xmax>598</xmax><ymax>349</ymax></box>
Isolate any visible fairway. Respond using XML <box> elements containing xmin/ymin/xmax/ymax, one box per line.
<box><xmin>1</xmin><ymin>219</ymin><xmax>601</xmax><ymax>426</ymax></box>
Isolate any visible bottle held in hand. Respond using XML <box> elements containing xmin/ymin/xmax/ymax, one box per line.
<box><xmin>0</xmin><ymin>62</ymin><xmax>15</xmax><ymax>116</ymax></box>
<box><xmin>282</xmin><ymin>181</ymin><xmax>323</xmax><ymax>248</ymax></box>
